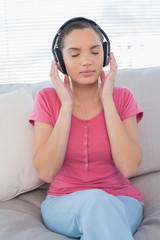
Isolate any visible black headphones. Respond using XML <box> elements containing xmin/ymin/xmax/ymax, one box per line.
<box><xmin>52</xmin><ymin>17</ymin><xmax>110</xmax><ymax>75</ymax></box>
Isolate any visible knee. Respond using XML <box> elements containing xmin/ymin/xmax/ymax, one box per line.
<box><xmin>84</xmin><ymin>189</ymin><xmax>107</xmax><ymax>199</ymax></box>
<box><xmin>85</xmin><ymin>189</ymin><xmax>114</xmax><ymax>200</ymax></box>
<box><xmin>81</xmin><ymin>189</ymin><xmax>110</xmax><ymax>207</ymax></box>
<box><xmin>81</xmin><ymin>189</ymin><xmax>125</xmax><ymax>213</ymax></box>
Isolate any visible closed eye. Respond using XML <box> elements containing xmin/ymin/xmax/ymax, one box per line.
<box><xmin>71</xmin><ymin>52</ymin><xmax>99</xmax><ymax>57</ymax></box>
<box><xmin>71</xmin><ymin>54</ymin><xmax>79</xmax><ymax>57</ymax></box>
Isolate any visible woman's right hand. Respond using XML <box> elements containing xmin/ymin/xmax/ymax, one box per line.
<box><xmin>50</xmin><ymin>60</ymin><xmax>73</xmax><ymax>109</ymax></box>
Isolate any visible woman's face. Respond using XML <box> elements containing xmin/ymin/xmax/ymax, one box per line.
<box><xmin>62</xmin><ymin>28</ymin><xmax>104</xmax><ymax>85</ymax></box>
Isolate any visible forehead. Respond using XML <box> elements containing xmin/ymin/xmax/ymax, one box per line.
<box><xmin>63</xmin><ymin>28</ymin><xmax>102</xmax><ymax>48</ymax></box>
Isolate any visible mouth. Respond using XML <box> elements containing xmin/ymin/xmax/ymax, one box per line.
<box><xmin>80</xmin><ymin>70</ymin><xmax>95</xmax><ymax>77</ymax></box>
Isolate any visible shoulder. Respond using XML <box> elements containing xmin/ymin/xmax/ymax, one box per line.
<box><xmin>35</xmin><ymin>87</ymin><xmax>61</xmax><ymax>116</ymax></box>
<box><xmin>36</xmin><ymin>87</ymin><xmax>61</xmax><ymax>107</ymax></box>
<box><xmin>38</xmin><ymin>87</ymin><xmax>58</xmax><ymax>100</ymax></box>
<box><xmin>113</xmin><ymin>86</ymin><xmax>135</xmax><ymax>106</ymax></box>
<box><xmin>113</xmin><ymin>86</ymin><xmax>134</xmax><ymax>115</ymax></box>
<box><xmin>30</xmin><ymin>87</ymin><xmax>61</xmax><ymax>126</ymax></box>
<box><xmin>113</xmin><ymin>86</ymin><xmax>143</xmax><ymax>122</ymax></box>
<box><xmin>113</xmin><ymin>86</ymin><xmax>133</xmax><ymax>99</ymax></box>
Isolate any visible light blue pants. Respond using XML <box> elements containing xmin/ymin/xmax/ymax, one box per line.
<box><xmin>41</xmin><ymin>189</ymin><xmax>144</xmax><ymax>240</ymax></box>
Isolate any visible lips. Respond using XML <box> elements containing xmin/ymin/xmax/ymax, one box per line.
<box><xmin>80</xmin><ymin>70</ymin><xmax>95</xmax><ymax>77</ymax></box>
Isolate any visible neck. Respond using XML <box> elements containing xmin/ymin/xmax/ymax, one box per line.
<box><xmin>72</xmin><ymin>81</ymin><xmax>100</xmax><ymax>107</ymax></box>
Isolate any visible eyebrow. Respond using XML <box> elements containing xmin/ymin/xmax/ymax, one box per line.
<box><xmin>90</xmin><ymin>44</ymin><xmax>101</xmax><ymax>49</ymax></box>
<box><xmin>67</xmin><ymin>44</ymin><xmax>101</xmax><ymax>51</ymax></box>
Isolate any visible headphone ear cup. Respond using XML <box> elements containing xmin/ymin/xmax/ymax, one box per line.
<box><xmin>103</xmin><ymin>42</ymin><xmax>110</xmax><ymax>66</ymax></box>
<box><xmin>55</xmin><ymin>48</ymin><xmax>67</xmax><ymax>75</ymax></box>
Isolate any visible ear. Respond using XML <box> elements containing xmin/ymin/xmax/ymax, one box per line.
<box><xmin>55</xmin><ymin>48</ymin><xmax>68</xmax><ymax>75</ymax></box>
<box><xmin>103</xmin><ymin>42</ymin><xmax>110</xmax><ymax>66</ymax></box>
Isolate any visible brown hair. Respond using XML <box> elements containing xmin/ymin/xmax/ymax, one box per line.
<box><xmin>57</xmin><ymin>20</ymin><xmax>104</xmax><ymax>51</ymax></box>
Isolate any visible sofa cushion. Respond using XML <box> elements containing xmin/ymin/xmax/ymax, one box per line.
<box><xmin>0</xmin><ymin>189</ymin><xmax>74</xmax><ymax>240</ymax></box>
<box><xmin>131</xmin><ymin>172</ymin><xmax>160</xmax><ymax>239</ymax></box>
<box><xmin>115</xmin><ymin>67</ymin><xmax>160</xmax><ymax>176</ymax></box>
<box><xmin>0</xmin><ymin>88</ymin><xmax>43</xmax><ymax>201</ymax></box>
<box><xmin>0</xmin><ymin>172</ymin><xmax>160</xmax><ymax>240</ymax></box>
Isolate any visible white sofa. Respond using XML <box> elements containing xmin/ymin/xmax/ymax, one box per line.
<box><xmin>0</xmin><ymin>67</ymin><xmax>160</xmax><ymax>240</ymax></box>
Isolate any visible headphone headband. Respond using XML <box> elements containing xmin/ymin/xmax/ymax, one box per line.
<box><xmin>52</xmin><ymin>17</ymin><xmax>110</xmax><ymax>74</ymax></box>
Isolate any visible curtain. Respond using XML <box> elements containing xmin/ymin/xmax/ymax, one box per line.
<box><xmin>0</xmin><ymin>0</ymin><xmax>160</xmax><ymax>83</ymax></box>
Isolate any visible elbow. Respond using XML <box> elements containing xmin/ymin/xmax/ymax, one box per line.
<box><xmin>122</xmin><ymin>168</ymin><xmax>137</xmax><ymax>179</ymax></box>
<box><xmin>37</xmin><ymin>166</ymin><xmax>54</xmax><ymax>183</ymax></box>
<box><xmin>119</xmin><ymin>163</ymin><xmax>138</xmax><ymax>178</ymax></box>
<box><xmin>39</xmin><ymin>173</ymin><xmax>53</xmax><ymax>183</ymax></box>
<box><xmin>122</xmin><ymin>157</ymin><xmax>143</xmax><ymax>179</ymax></box>
<box><xmin>121</xmin><ymin>149</ymin><xmax>143</xmax><ymax>179</ymax></box>
<box><xmin>37</xmin><ymin>168</ymin><xmax>53</xmax><ymax>183</ymax></box>
<box><xmin>32</xmin><ymin>157</ymin><xmax>53</xmax><ymax>183</ymax></box>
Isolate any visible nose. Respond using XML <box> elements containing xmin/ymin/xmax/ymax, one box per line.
<box><xmin>81</xmin><ymin>53</ymin><xmax>92</xmax><ymax>66</ymax></box>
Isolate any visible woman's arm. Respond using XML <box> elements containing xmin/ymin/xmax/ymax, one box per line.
<box><xmin>103</xmin><ymin>99</ymin><xmax>142</xmax><ymax>178</ymax></box>
<box><xmin>100</xmin><ymin>53</ymin><xmax>142</xmax><ymax>178</ymax></box>
<box><xmin>33</xmin><ymin>105</ymin><xmax>72</xmax><ymax>183</ymax></box>
<box><xmin>33</xmin><ymin>61</ymin><xmax>73</xmax><ymax>183</ymax></box>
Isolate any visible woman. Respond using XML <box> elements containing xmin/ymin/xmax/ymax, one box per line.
<box><xmin>29</xmin><ymin>17</ymin><xmax>144</xmax><ymax>240</ymax></box>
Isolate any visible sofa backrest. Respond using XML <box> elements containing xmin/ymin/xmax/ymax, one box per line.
<box><xmin>0</xmin><ymin>66</ymin><xmax>160</xmax><ymax>177</ymax></box>
<box><xmin>116</xmin><ymin>67</ymin><xmax>160</xmax><ymax>177</ymax></box>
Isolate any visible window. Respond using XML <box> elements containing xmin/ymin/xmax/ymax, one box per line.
<box><xmin>0</xmin><ymin>0</ymin><xmax>160</xmax><ymax>84</ymax></box>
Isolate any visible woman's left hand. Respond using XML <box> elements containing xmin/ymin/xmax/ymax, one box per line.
<box><xmin>99</xmin><ymin>52</ymin><xmax>118</xmax><ymax>105</ymax></box>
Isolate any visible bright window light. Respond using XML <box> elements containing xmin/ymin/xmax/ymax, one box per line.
<box><xmin>0</xmin><ymin>0</ymin><xmax>160</xmax><ymax>83</ymax></box>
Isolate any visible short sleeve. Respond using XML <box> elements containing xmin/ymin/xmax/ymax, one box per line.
<box><xmin>113</xmin><ymin>87</ymin><xmax>143</xmax><ymax>123</ymax></box>
<box><xmin>29</xmin><ymin>88</ymin><xmax>55</xmax><ymax>126</ymax></box>
<box><xmin>120</xmin><ymin>88</ymin><xmax>143</xmax><ymax>123</ymax></box>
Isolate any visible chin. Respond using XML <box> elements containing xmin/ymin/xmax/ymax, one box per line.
<box><xmin>80</xmin><ymin>77</ymin><xmax>99</xmax><ymax>85</ymax></box>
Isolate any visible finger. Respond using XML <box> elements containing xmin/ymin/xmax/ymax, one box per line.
<box><xmin>50</xmin><ymin>60</ymin><xmax>54</xmax><ymax>77</ymax></box>
<box><xmin>100</xmin><ymin>71</ymin><xmax>106</xmax><ymax>84</ymax></box>
<box><xmin>50</xmin><ymin>61</ymin><xmax>58</xmax><ymax>88</ymax></box>
<box><xmin>64</xmin><ymin>75</ymin><xmax>69</xmax><ymax>85</ymax></box>
<box><xmin>53</xmin><ymin>61</ymin><xmax>59</xmax><ymax>80</ymax></box>
<box><xmin>50</xmin><ymin>60</ymin><xmax>63</xmax><ymax>90</ymax></box>
<box><xmin>64</xmin><ymin>75</ymin><xmax>71</xmax><ymax>89</ymax></box>
<box><xmin>105</xmin><ymin>53</ymin><xmax>117</xmax><ymax>82</ymax></box>
<box><xmin>110</xmin><ymin>52</ymin><xmax>118</xmax><ymax>72</ymax></box>
<box><xmin>52</xmin><ymin>61</ymin><xmax>64</xmax><ymax>88</ymax></box>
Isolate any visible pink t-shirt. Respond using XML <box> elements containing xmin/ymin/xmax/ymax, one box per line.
<box><xmin>29</xmin><ymin>86</ymin><xmax>143</xmax><ymax>201</ymax></box>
